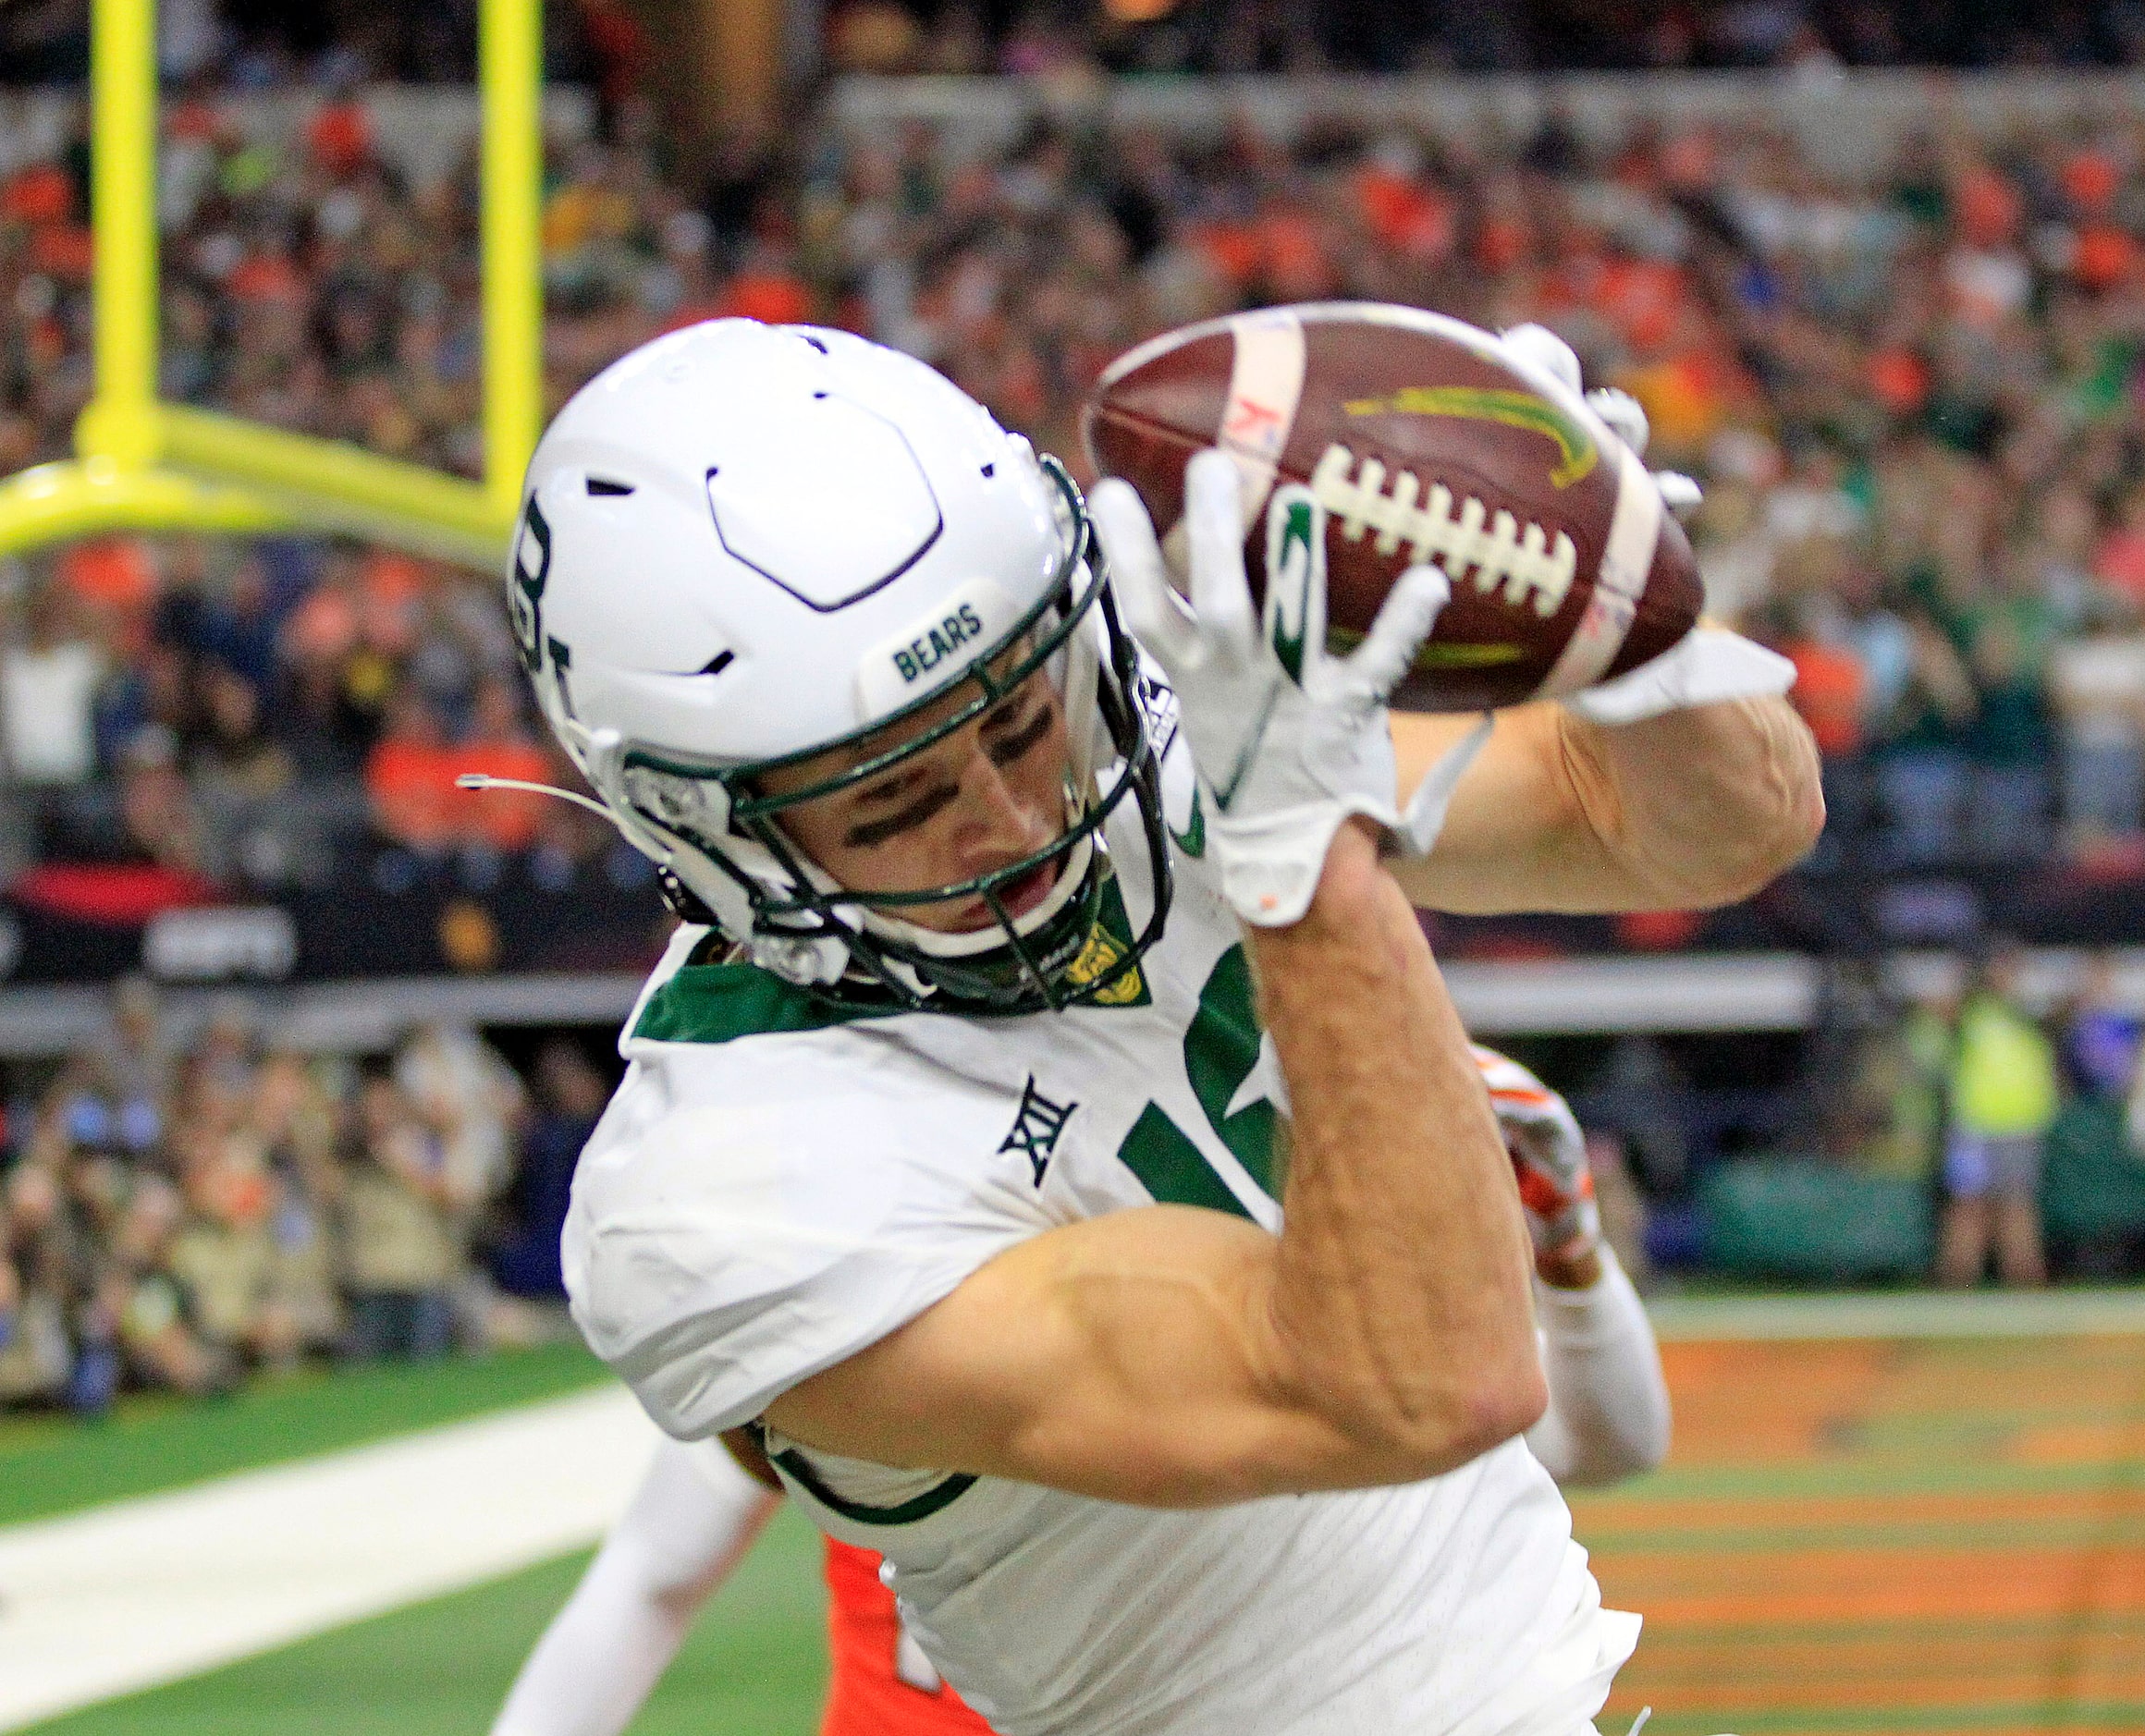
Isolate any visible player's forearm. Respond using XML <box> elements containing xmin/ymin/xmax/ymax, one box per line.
<box><xmin>1552</xmin><ymin>694</ymin><xmax>1822</xmax><ymax>910</ymax></box>
<box><xmin>1250</xmin><ymin>825</ymin><xmax>1543</xmax><ymax>1470</ymax></box>
<box><xmin>1393</xmin><ymin>695</ymin><xmax>1821</xmax><ymax>914</ymax></box>
<box><xmin>1523</xmin><ymin>1247</ymin><xmax>1671</xmax><ymax>1486</ymax></box>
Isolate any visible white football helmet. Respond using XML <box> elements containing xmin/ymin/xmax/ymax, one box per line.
<box><xmin>508</xmin><ymin>318</ymin><xmax>1169</xmax><ymax>1011</ymax></box>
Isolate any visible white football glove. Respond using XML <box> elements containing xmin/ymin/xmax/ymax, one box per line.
<box><xmin>1473</xmin><ymin>1043</ymin><xmax>1600</xmax><ymax>1261</ymax></box>
<box><xmin>1564</xmin><ymin>623</ymin><xmax>1795</xmax><ymax>726</ymax></box>
<box><xmin>1498</xmin><ymin>323</ymin><xmax>1795</xmax><ymax>727</ymax></box>
<box><xmin>1093</xmin><ymin>451</ymin><xmax>1476</xmax><ymax>927</ymax></box>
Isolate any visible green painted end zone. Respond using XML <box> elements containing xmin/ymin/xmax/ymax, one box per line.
<box><xmin>0</xmin><ymin>1340</ymin><xmax>609</xmax><ymax>1526</ymax></box>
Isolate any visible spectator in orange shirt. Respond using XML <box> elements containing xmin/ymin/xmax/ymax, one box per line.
<box><xmin>717</xmin><ymin>243</ymin><xmax>814</xmax><ymax>326</ymax></box>
<box><xmin>364</xmin><ymin>688</ymin><xmax>460</xmax><ymax>852</ymax></box>
<box><xmin>454</xmin><ymin>679</ymin><xmax>552</xmax><ymax>854</ymax></box>
<box><xmin>1785</xmin><ymin>630</ymin><xmax>1869</xmax><ymax>763</ymax></box>
<box><xmin>1766</xmin><ymin>602</ymin><xmax>1870</xmax><ymax>868</ymax></box>
<box><xmin>307</xmin><ymin>96</ymin><xmax>374</xmax><ymax>180</ymax></box>
<box><xmin>2095</xmin><ymin>490</ymin><xmax>2145</xmax><ymax>608</ymax></box>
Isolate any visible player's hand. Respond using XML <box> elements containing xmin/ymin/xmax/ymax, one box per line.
<box><xmin>1497</xmin><ymin>323</ymin><xmax>1794</xmax><ymax>727</ymax></box>
<box><xmin>1497</xmin><ymin>323</ymin><xmax>1699</xmax><ymax>519</ymax></box>
<box><xmin>1093</xmin><ymin>452</ymin><xmax>1454</xmax><ymax>926</ymax></box>
<box><xmin>1472</xmin><ymin>1043</ymin><xmax>1600</xmax><ymax>1263</ymax></box>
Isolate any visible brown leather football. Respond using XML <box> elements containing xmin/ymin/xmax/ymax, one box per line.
<box><xmin>1081</xmin><ymin>302</ymin><xmax>1700</xmax><ymax>712</ymax></box>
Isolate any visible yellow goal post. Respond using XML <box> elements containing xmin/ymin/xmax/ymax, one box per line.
<box><xmin>0</xmin><ymin>0</ymin><xmax>542</xmax><ymax>571</ymax></box>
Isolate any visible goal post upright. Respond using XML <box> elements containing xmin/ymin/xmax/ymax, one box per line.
<box><xmin>0</xmin><ymin>0</ymin><xmax>543</xmax><ymax>568</ymax></box>
<box><xmin>80</xmin><ymin>0</ymin><xmax>157</xmax><ymax>469</ymax></box>
<box><xmin>480</xmin><ymin>0</ymin><xmax>543</xmax><ymax>527</ymax></box>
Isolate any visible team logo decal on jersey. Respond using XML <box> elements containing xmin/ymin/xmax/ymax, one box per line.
<box><xmin>1063</xmin><ymin>909</ymin><xmax>1146</xmax><ymax>1006</ymax></box>
<box><xmin>999</xmin><ymin>1075</ymin><xmax>1078</xmax><ymax>1186</ymax></box>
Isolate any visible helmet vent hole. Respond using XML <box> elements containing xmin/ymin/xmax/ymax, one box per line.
<box><xmin>981</xmin><ymin>462</ymin><xmax>995</xmax><ymax>478</ymax></box>
<box><xmin>586</xmin><ymin>476</ymin><xmax>635</xmax><ymax>496</ymax></box>
<box><xmin>802</xmin><ymin>335</ymin><xmax>828</xmax><ymax>354</ymax></box>
<box><xmin>813</xmin><ymin>390</ymin><xmax>828</xmax><ymax>399</ymax></box>
<box><xmin>702</xmin><ymin>650</ymin><xmax>736</xmax><ymax>678</ymax></box>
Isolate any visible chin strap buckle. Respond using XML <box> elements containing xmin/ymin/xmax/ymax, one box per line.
<box><xmin>656</xmin><ymin>866</ymin><xmax>718</xmax><ymax>927</ymax></box>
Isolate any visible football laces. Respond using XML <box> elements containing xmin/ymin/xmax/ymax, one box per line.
<box><xmin>1308</xmin><ymin>442</ymin><xmax>1577</xmax><ymax>618</ymax></box>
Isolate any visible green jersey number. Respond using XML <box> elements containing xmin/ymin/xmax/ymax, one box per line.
<box><xmin>1117</xmin><ymin>945</ymin><xmax>1280</xmax><ymax>1218</ymax></box>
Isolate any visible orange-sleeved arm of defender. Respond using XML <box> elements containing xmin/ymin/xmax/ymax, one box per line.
<box><xmin>821</xmin><ymin>1538</ymin><xmax>998</xmax><ymax>1736</ymax></box>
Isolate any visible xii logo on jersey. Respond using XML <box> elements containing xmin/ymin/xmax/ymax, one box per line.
<box><xmin>999</xmin><ymin>1075</ymin><xmax>1078</xmax><ymax>1186</ymax></box>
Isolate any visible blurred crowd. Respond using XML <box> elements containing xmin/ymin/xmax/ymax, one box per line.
<box><xmin>783</xmin><ymin>104</ymin><xmax>2145</xmax><ymax>876</ymax></box>
<box><xmin>0</xmin><ymin>977</ymin><xmax>605</xmax><ymax>1413</ymax></box>
<box><xmin>4</xmin><ymin>79</ymin><xmax>2145</xmax><ymax>886</ymax></box>
<box><xmin>0</xmin><ymin>0</ymin><xmax>638</xmax><ymax>92</ymax></box>
<box><xmin>826</xmin><ymin>0</ymin><xmax>2145</xmax><ymax>78</ymax></box>
<box><xmin>14</xmin><ymin>0</ymin><xmax>2142</xmax><ymax>89</ymax></box>
<box><xmin>0</xmin><ymin>533</ymin><xmax>625</xmax><ymax>898</ymax></box>
<box><xmin>1540</xmin><ymin>940</ymin><xmax>2145</xmax><ymax>1285</ymax></box>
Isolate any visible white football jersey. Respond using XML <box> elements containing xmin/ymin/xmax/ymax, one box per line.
<box><xmin>563</xmin><ymin>696</ymin><xmax>1638</xmax><ymax>1736</ymax></box>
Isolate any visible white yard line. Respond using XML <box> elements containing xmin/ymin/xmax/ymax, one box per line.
<box><xmin>0</xmin><ymin>1385</ymin><xmax>659</xmax><ymax>1733</ymax></box>
<box><xmin>1649</xmin><ymin>1285</ymin><xmax>2145</xmax><ymax>1341</ymax></box>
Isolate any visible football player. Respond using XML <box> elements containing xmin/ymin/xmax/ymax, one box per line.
<box><xmin>491</xmin><ymin>1049</ymin><xmax>1670</xmax><ymax>1736</ymax></box>
<box><xmin>513</xmin><ymin>317</ymin><xmax>1817</xmax><ymax>1736</ymax></box>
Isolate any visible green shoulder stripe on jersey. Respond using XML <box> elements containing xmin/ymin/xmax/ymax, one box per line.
<box><xmin>634</xmin><ymin>877</ymin><xmax>1150</xmax><ymax>1044</ymax></box>
<box><xmin>632</xmin><ymin>953</ymin><xmax>907</xmax><ymax>1045</ymax></box>
<box><xmin>770</xmin><ymin>1444</ymin><xmax>976</xmax><ymax>1526</ymax></box>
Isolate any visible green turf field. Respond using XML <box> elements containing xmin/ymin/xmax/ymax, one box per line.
<box><xmin>12</xmin><ymin>1324</ymin><xmax>2145</xmax><ymax>1736</ymax></box>
<box><xmin>1585</xmin><ymin>1334</ymin><xmax>2145</xmax><ymax>1736</ymax></box>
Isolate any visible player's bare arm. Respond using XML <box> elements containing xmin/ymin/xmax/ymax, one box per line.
<box><xmin>766</xmin><ymin>818</ymin><xmax>1542</xmax><ymax>1507</ymax></box>
<box><xmin>1389</xmin><ymin>687</ymin><xmax>1822</xmax><ymax>914</ymax></box>
<box><xmin>1379</xmin><ymin>325</ymin><xmax>1822</xmax><ymax>913</ymax></box>
<box><xmin>766</xmin><ymin>460</ymin><xmax>1543</xmax><ymax>1506</ymax></box>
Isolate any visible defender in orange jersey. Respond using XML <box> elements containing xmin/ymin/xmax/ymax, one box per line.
<box><xmin>821</xmin><ymin>1534</ymin><xmax>996</xmax><ymax>1736</ymax></box>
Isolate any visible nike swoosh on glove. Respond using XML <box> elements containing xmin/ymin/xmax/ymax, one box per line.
<box><xmin>1092</xmin><ymin>451</ymin><xmax>1458</xmax><ymax>927</ymax></box>
<box><xmin>1473</xmin><ymin>1042</ymin><xmax>1600</xmax><ymax>1260</ymax></box>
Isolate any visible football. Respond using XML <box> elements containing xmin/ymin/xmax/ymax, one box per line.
<box><xmin>1081</xmin><ymin>302</ymin><xmax>1701</xmax><ymax>712</ymax></box>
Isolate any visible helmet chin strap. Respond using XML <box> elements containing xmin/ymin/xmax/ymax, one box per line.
<box><xmin>455</xmin><ymin>772</ymin><xmax>612</xmax><ymax>819</ymax></box>
<box><xmin>459</xmin><ymin>762</ymin><xmax>1097</xmax><ymax>987</ymax></box>
<box><xmin>529</xmin><ymin>731</ymin><xmax>855</xmax><ymax>989</ymax></box>
<box><xmin>856</xmin><ymin>828</ymin><xmax>1097</xmax><ymax>961</ymax></box>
